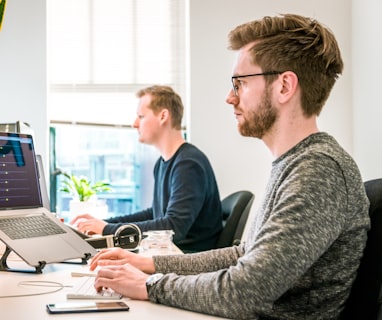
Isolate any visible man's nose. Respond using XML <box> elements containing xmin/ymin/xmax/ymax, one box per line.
<box><xmin>225</xmin><ymin>89</ymin><xmax>238</xmax><ymax>106</ymax></box>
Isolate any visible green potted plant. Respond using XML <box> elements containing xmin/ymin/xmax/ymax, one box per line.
<box><xmin>0</xmin><ymin>0</ymin><xmax>6</xmax><ymax>32</ymax></box>
<box><xmin>60</xmin><ymin>173</ymin><xmax>112</xmax><ymax>202</ymax></box>
<box><xmin>60</xmin><ymin>173</ymin><xmax>112</xmax><ymax>218</ymax></box>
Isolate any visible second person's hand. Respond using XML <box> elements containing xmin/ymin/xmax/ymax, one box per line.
<box><xmin>70</xmin><ymin>213</ymin><xmax>107</xmax><ymax>235</ymax></box>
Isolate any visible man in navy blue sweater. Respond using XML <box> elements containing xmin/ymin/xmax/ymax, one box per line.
<box><xmin>71</xmin><ymin>85</ymin><xmax>223</xmax><ymax>252</ymax></box>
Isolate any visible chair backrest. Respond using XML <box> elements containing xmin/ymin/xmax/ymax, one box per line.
<box><xmin>340</xmin><ymin>178</ymin><xmax>382</xmax><ymax>319</ymax></box>
<box><xmin>215</xmin><ymin>190</ymin><xmax>254</xmax><ymax>248</ymax></box>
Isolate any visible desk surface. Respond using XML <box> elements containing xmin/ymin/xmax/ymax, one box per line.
<box><xmin>0</xmin><ymin>243</ymin><xmax>226</xmax><ymax>320</ymax></box>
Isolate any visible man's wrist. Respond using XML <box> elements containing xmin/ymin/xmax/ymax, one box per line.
<box><xmin>145</xmin><ymin>273</ymin><xmax>164</xmax><ymax>295</ymax></box>
<box><xmin>140</xmin><ymin>256</ymin><xmax>156</xmax><ymax>274</ymax></box>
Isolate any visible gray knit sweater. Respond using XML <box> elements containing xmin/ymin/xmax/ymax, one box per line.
<box><xmin>149</xmin><ymin>133</ymin><xmax>370</xmax><ymax>320</ymax></box>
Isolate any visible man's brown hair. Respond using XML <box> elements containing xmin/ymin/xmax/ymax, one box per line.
<box><xmin>137</xmin><ymin>85</ymin><xmax>184</xmax><ymax>129</ymax></box>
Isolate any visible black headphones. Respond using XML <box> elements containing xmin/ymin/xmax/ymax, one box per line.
<box><xmin>85</xmin><ymin>223</ymin><xmax>142</xmax><ymax>251</ymax></box>
<box><xmin>114</xmin><ymin>223</ymin><xmax>142</xmax><ymax>250</ymax></box>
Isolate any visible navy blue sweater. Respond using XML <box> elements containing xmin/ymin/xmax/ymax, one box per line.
<box><xmin>103</xmin><ymin>143</ymin><xmax>223</xmax><ymax>252</ymax></box>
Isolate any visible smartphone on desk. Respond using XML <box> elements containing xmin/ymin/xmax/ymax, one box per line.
<box><xmin>46</xmin><ymin>301</ymin><xmax>129</xmax><ymax>314</ymax></box>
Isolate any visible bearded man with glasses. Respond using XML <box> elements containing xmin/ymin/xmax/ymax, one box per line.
<box><xmin>88</xmin><ymin>14</ymin><xmax>370</xmax><ymax>320</ymax></box>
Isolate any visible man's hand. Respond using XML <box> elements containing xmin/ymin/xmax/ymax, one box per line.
<box><xmin>95</xmin><ymin>264</ymin><xmax>150</xmax><ymax>300</ymax></box>
<box><xmin>90</xmin><ymin>247</ymin><xmax>156</xmax><ymax>274</ymax></box>
<box><xmin>70</xmin><ymin>213</ymin><xmax>107</xmax><ymax>235</ymax></box>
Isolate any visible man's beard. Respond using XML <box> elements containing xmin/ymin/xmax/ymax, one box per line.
<box><xmin>238</xmin><ymin>86</ymin><xmax>278</xmax><ymax>138</ymax></box>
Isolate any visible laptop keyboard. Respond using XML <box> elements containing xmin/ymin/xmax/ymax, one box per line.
<box><xmin>67</xmin><ymin>276</ymin><xmax>122</xmax><ymax>300</ymax></box>
<box><xmin>0</xmin><ymin>214</ymin><xmax>66</xmax><ymax>240</ymax></box>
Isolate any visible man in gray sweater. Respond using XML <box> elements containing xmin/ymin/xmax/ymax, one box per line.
<box><xmin>89</xmin><ymin>14</ymin><xmax>370</xmax><ymax>319</ymax></box>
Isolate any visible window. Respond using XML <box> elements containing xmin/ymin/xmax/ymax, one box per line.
<box><xmin>47</xmin><ymin>0</ymin><xmax>186</xmax><ymax>220</ymax></box>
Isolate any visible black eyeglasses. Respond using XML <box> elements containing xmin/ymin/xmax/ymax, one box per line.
<box><xmin>231</xmin><ymin>71</ymin><xmax>283</xmax><ymax>96</ymax></box>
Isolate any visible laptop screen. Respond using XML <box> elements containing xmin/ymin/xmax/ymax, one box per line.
<box><xmin>0</xmin><ymin>132</ymin><xmax>43</xmax><ymax>210</ymax></box>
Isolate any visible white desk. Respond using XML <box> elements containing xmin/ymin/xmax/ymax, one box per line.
<box><xmin>0</xmin><ymin>243</ymin><xmax>227</xmax><ymax>320</ymax></box>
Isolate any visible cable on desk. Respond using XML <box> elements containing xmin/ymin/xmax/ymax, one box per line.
<box><xmin>0</xmin><ymin>280</ymin><xmax>72</xmax><ymax>298</ymax></box>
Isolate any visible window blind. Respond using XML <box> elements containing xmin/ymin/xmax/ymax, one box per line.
<box><xmin>47</xmin><ymin>0</ymin><xmax>186</xmax><ymax>126</ymax></box>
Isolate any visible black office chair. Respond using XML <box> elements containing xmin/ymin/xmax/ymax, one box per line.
<box><xmin>340</xmin><ymin>178</ymin><xmax>382</xmax><ymax>320</ymax></box>
<box><xmin>215</xmin><ymin>190</ymin><xmax>254</xmax><ymax>248</ymax></box>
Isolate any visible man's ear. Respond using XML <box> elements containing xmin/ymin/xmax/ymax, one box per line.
<box><xmin>277</xmin><ymin>71</ymin><xmax>299</xmax><ymax>104</ymax></box>
<box><xmin>159</xmin><ymin>108</ymin><xmax>170</xmax><ymax>124</ymax></box>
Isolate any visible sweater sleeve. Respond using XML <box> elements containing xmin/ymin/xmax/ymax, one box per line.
<box><xmin>102</xmin><ymin>208</ymin><xmax>153</xmax><ymax>235</ymax></box>
<box><xmin>153</xmin><ymin>245</ymin><xmax>244</xmax><ymax>274</ymax></box>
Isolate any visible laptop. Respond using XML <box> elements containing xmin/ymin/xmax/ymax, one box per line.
<box><xmin>0</xmin><ymin>132</ymin><xmax>97</xmax><ymax>273</ymax></box>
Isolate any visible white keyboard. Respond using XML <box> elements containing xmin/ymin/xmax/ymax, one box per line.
<box><xmin>67</xmin><ymin>276</ymin><xmax>122</xmax><ymax>300</ymax></box>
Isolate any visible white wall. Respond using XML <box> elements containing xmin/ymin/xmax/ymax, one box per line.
<box><xmin>352</xmin><ymin>0</ymin><xmax>382</xmax><ymax>181</ymax></box>
<box><xmin>1</xmin><ymin>0</ymin><xmax>381</xmax><ymax>219</ymax></box>
<box><xmin>0</xmin><ymin>0</ymin><xmax>48</xmax><ymax>163</ymax></box>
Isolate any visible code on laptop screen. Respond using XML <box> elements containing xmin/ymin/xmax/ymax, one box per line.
<box><xmin>0</xmin><ymin>132</ymin><xmax>42</xmax><ymax>210</ymax></box>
